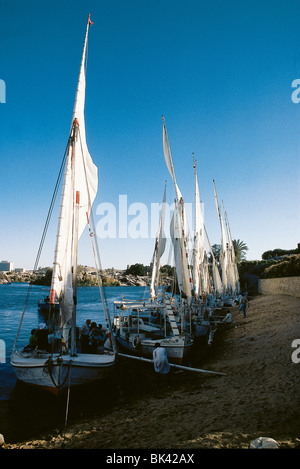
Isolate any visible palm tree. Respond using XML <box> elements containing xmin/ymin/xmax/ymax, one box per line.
<box><xmin>233</xmin><ymin>239</ymin><xmax>249</xmax><ymax>263</ymax></box>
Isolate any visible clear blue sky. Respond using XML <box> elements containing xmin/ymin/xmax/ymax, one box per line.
<box><xmin>0</xmin><ymin>0</ymin><xmax>299</xmax><ymax>270</ymax></box>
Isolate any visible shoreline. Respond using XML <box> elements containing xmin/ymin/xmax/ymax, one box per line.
<box><xmin>3</xmin><ymin>294</ymin><xmax>300</xmax><ymax>450</ymax></box>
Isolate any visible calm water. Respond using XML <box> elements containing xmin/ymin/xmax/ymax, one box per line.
<box><xmin>0</xmin><ymin>283</ymin><xmax>151</xmax><ymax>442</ymax></box>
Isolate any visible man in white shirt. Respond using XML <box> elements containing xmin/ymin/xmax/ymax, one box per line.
<box><xmin>153</xmin><ymin>343</ymin><xmax>170</xmax><ymax>374</ymax></box>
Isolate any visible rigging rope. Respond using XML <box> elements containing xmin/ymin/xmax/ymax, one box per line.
<box><xmin>78</xmin><ymin>128</ymin><xmax>117</xmax><ymax>353</ymax></box>
<box><xmin>12</xmin><ymin>133</ymin><xmax>72</xmax><ymax>353</ymax></box>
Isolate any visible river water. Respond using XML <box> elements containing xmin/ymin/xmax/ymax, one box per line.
<box><xmin>0</xmin><ymin>283</ymin><xmax>151</xmax><ymax>443</ymax></box>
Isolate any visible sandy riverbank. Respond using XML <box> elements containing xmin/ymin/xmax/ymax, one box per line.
<box><xmin>3</xmin><ymin>294</ymin><xmax>300</xmax><ymax>450</ymax></box>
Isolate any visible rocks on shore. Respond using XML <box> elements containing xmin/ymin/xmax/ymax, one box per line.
<box><xmin>0</xmin><ymin>266</ymin><xmax>174</xmax><ymax>288</ymax></box>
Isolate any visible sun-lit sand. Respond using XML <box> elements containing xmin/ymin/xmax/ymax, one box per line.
<box><xmin>4</xmin><ymin>294</ymin><xmax>300</xmax><ymax>449</ymax></box>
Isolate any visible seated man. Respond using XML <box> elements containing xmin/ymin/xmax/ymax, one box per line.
<box><xmin>35</xmin><ymin>323</ymin><xmax>49</xmax><ymax>351</ymax></box>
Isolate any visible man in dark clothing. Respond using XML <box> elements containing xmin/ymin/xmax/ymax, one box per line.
<box><xmin>36</xmin><ymin>323</ymin><xmax>49</xmax><ymax>351</ymax></box>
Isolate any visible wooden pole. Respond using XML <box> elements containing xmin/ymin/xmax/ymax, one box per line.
<box><xmin>117</xmin><ymin>352</ymin><xmax>226</xmax><ymax>376</ymax></box>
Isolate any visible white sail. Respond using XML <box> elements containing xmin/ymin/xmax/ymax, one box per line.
<box><xmin>162</xmin><ymin>116</ymin><xmax>182</xmax><ymax>204</ymax></box>
<box><xmin>213</xmin><ymin>180</ymin><xmax>228</xmax><ymax>292</ymax></box>
<box><xmin>170</xmin><ymin>200</ymin><xmax>193</xmax><ymax>301</ymax></box>
<box><xmin>204</xmin><ymin>225</ymin><xmax>223</xmax><ymax>296</ymax></box>
<box><xmin>150</xmin><ymin>183</ymin><xmax>167</xmax><ymax>298</ymax></box>
<box><xmin>162</xmin><ymin>117</ymin><xmax>192</xmax><ymax>303</ymax></box>
<box><xmin>50</xmin><ymin>16</ymin><xmax>97</xmax><ymax>330</ymax></box>
<box><xmin>223</xmin><ymin>206</ymin><xmax>240</xmax><ymax>295</ymax></box>
<box><xmin>71</xmin><ymin>16</ymin><xmax>98</xmax><ymax>239</ymax></box>
<box><xmin>192</xmin><ymin>159</ymin><xmax>207</xmax><ymax>296</ymax></box>
<box><xmin>10</xmin><ymin>15</ymin><xmax>116</xmax><ymax>393</ymax></box>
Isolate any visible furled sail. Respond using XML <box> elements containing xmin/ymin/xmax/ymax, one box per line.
<box><xmin>50</xmin><ymin>15</ymin><xmax>97</xmax><ymax>331</ymax></box>
<box><xmin>170</xmin><ymin>201</ymin><xmax>191</xmax><ymax>299</ymax></box>
<box><xmin>192</xmin><ymin>159</ymin><xmax>207</xmax><ymax>296</ymax></box>
<box><xmin>150</xmin><ymin>183</ymin><xmax>167</xmax><ymax>298</ymax></box>
<box><xmin>204</xmin><ymin>225</ymin><xmax>223</xmax><ymax>296</ymax></box>
<box><xmin>223</xmin><ymin>206</ymin><xmax>240</xmax><ymax>295</ymax></box>
<box><xmin>162</xmin><ymin>116</ymin><xmax>182</xmax><ymax>204</ymax></box>
<box><xmin>162</xmin><ymin>116</ymin><xmax>192</xmax><ymax>303</ymax></box>
<box><xmin>213</xmin><ymin>180</ymin><xmax>228</xmax><ymax>293</ymax></box>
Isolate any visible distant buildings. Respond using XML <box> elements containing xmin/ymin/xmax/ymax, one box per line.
<box><xmin>0</xmin><ymin>261</ymin><xmax>27</xmax><ymax>273</ymax></box>
<box><xmin>0</xmin><ymin>260</ymin><xmax>13</xmax><ymax>272</ymax></box>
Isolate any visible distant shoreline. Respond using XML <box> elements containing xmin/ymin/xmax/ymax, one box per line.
<box><xmin>0</xmin><ymin>267</ymin><xmax>173</xmax><ymax>289</ymax></box>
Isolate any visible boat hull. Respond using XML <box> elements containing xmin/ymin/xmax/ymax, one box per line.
<box><xmin>193</xmin><ymin>320</ymin><xmax>211</xmax><ymax>338</ymax></box>
<box><xmin>11</xmin><ymin>350</ymin><xmax>116</xmax><ymax>393</ymax></box>
<box><xmin>116</xmin><ymin>333</ymin><xmax>193</xmax><ymax>365</ymax></box>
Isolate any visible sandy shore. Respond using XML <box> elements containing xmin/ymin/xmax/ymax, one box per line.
<box><xmin>3</xmin><ymin>294</ymin><xmax>300</xmax><ymax>450</ymax></box>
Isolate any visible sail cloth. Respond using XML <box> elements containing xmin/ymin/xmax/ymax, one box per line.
<box><xmin>50</xmin><ymin>17</ymin><xmax>97</xmax><ymax>330</ymax></box>
<box><xmin>204</xmin><ymin>225</ymin><xmax>223</xmax><ymax>296</ymax></box>
<box><xmin>223</xmin><ymin>206</ymin><xmax>240</xmax><ymax>295</ymax></box>
<box><xmin>162</xmin><ymin>116</ymin><xmax>182</xmax><ymax>204</ymax></box>
<box><xmin>162</xmin><ymin>116</ymin><xmax>192</xmax><ymax>303</ymax></box>
<box><xmin>193</xmin><ymin>160</ymin><xmax>207</xmax><ymax>296</ymax></box>
<box><xmin>71</xmin><ymin>18</ymin><xmax>98</xmax><ymax>238</ymax></box>
<box><xmin>213</xmin><ymin>180</ymin><xmax>228</xmax><ymax>292</ymax></box>
<box><xmin>150</xmin><ymin>183</ymin><xmax>167</xmax><ymax>298</ymax></box>
<box><xmin>170</xmin><ymin>200</ymin><xmax>193</xmax><ymax>301</ymax></box>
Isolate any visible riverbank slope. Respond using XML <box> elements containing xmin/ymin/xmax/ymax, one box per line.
<box><xmin>4</xmin><ymin>294</ymin><xmax>300</xmax><ymax>449</ymax></box>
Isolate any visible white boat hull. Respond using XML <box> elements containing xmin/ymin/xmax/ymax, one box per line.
<box><xmin>116</xmin><ymin>333</ymin><xmax>193</xmax><ymax>364</ymax></box>
<box><xmin>11</xmin><ymin>350</ymin><xmax>116</xmax><ymax>393</ymax></box>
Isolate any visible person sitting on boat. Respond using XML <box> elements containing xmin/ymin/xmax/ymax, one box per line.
<box><xmin>23</xmin><ymin>329</ymin><xmax>38</xmax><ymax>352</ymax></box>
<box><xmin>153</xmin><ymin>343</ymin><xmax>170</xmax><ymax>374</ymax></box>
<box><xmin>88</xmin><ymin>322</ymin><xmax>98</xmax><ymax>353</ymax></box>
<box><xmin>80</xmin><ymin>319</ymin><xmax>91</xmax><ymax>353</ymax></box>
<box><xmin>88</xmin><ymin>322</ymin><xmax>105</xmax><ymax>353</ymax></box>
<box><xmin>94</xmin><ymin>324</ymin><xmax>106</xmax><ymax>343</ymax></box>
<box><xmin>29</xmin><ymin>329</ymin><xmax>38</xmax><ymax>349</ymax></box>
<box><xmin>35</xmin><ymin>323</ymin><xmax>49</xmax><ymax>351</ymax></box>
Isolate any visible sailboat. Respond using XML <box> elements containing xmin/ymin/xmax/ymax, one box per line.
<box><xmin>192</xmin><ymin>156</ymin><xmax>210</xmax><ymax>299</ymax></box>
<box><xmin>162</xmin><ymin>116</ymin><xmax>193</xmax><ymax>304</ymax></box>
<box><xmin>160</xmin><ymin>116</ymin><xmax>194</xmax><ymax>353</ymax></box>
<box><xmin>204</xmin><ymin>225</ymin><xmax>223</xmax><ymax>300</ymax></box>
<box><xmin>223</xmin><ymin>204</ymin><xmax>240</xmax><ymax>298</ymax></box>
<box><xmin>213</xmin><ymin>179</ymin><xmax>240</xmax><ymax>305</ymax></box>
<box><xmin>11</xmin><ymin>15</ymin><xmax>116</xmax><ymax>393</ymax></box>
<box><xmin>189</xmin><ymin>157</ymin><xmax>213</xmax><ymax>339</ymax></box>
<box><xmin>113</xmin><ymin>182</ymin><xmax>193</xmax><ymax>364</ymax></box>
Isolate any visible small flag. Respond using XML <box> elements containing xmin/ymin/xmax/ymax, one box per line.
<box><xmin>88</xmin><ymin>14</ymin><xmax>94</xmax><ymax>25</ymax></box>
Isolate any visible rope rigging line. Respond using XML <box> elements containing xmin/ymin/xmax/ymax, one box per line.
<box><xmin>77</xmin><ymin>128</ymin><xmax>116</xmax><ymax>351</ymax></box>
<box><xmin>12</xmin><ymin>133</ymin><xmax>72</xmax><ymax>353</ymax></box>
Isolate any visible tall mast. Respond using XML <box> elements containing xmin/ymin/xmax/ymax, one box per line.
<box><xmin>192</xmin><ymin>154</ymin><xmax>200</xmax><ymax>296</ymax></box>
<box><xmin>150</xmin><ymin>181</ymin><xmax>167</xmax><ymax>299</ymax></box>
<box><xmin>162</xmin><ymin>116</ymin><xmax>193</xmax><ymax>304</ymax></box>
<box><xmin>72</xmin><ymin>14</ymin><xmax>94</xmax><ymax>125</ymax></box>
<box><xmin>213</xmin><ymin>179</ymin><xmax>228</xmax><ymax>293</ymax></box>
<box><xmin>49</xmin><ymin>15</ymin><xmax>97</xmax><ymax>351</ymax></box>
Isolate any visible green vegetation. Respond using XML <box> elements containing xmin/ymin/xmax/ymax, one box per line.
<box><xmin>125</xmin><ymin>263</ymin><xmax>147</xmax><ymax>276</ymax></box>
<box><xmin>209</xmin><ymin>240</ymin><xmax>249</xmax><ymax>263</ymax></box>
<box><xmin>233</xmin><ymin>239</ymin><xmax>249</xmax><ymax>262</ymax></box>
<box><xmin>261</xmin><ymin>247</ymin><xmax>300</xmax><ymax>260</ymax></box>
<box><xmin>30</xmin><ymin>268</ymin><xmax>53</xmax><ymax>286</ymax></box>
<box><xmin>262</xmin><ymin>255</ymin><xmax>300</xmax><ymax>278</ymax></box>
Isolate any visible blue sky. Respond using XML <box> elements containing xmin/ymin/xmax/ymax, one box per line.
<box><xmin>0</xmin><ymin>0</ymin><xmax>299</xmax><ymax>270</ymax></box>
